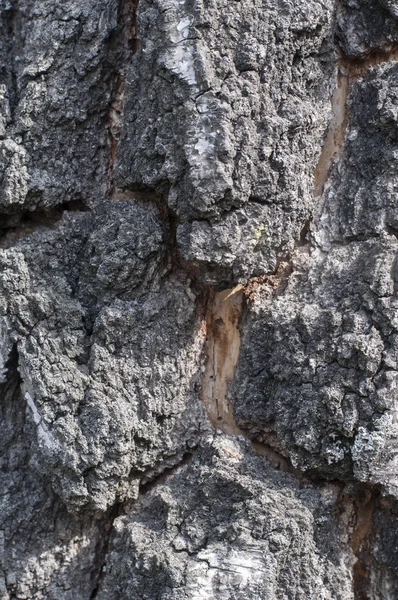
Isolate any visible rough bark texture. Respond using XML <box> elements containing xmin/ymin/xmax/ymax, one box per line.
<box><xmin>2</xmin><ymin>0</ymin><xmax>398</xmax><ymax>598</ymax></box>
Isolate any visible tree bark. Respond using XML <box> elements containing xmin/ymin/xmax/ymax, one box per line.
<box><xmin>1</xmin><ymin>0</ymin><xmax>398</xmax><ymax>598</ymax></box>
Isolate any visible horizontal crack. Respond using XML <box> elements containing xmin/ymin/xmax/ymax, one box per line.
<box><xmin>0</xmin><ymin>199</ymin><xmax>90</xmax><ymax>249</ymax></box>
<box><xmin>339</xmin><ymin>42</ymin><xmax>398</xmax><ymax>78</ymax></box>
<box><xmin>138</xmin><ymin>451</ymin><xmax>195</xmax><ymax>497</ymax></box>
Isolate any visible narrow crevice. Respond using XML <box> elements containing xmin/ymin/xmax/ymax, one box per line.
<box><xmin>89</xmin><ymin>502</ymin><xmax>126</xmax><ymax>600</ymax></box>
<box><xmin>115</xmin><ymin>0</ymin><xmax>141</xmax><ymax>57</ymax></box>
<box><xmin>107</xmin><ymin>0</ymin><xmax>141</xmax><ymax>197</ymax></box>
<box><xmin>150</xmin><ymin>193</ymin><xmax>211</xmax><ymax>304</ymax></box>
<box><xmin>346</xmin><ymin>487</ymin><xmax>380</xmax><ymax>600</ymax></box>
<box><xmin>107</xmin><ymin>74</ymin><xmax>126</xmax><ymax>198</ymax></box>
<box><xmin>111</xmin><ymin>186</ymin><xmax>208</xmax><ymax>305</ymax></box>
<box><xmin>130</xmin><ymin>0</ymin><xmax>141</xmax><ymax>54</ymax></box>
<box><xmin>0</xmin><ymin>343</ymin><xmax>20</xmax><ymax>387</ymax></box>
<box><xmin>314</xmin><ymin>67</ymin><xmax>349</xmax><ymax>197</ymax></box>
<box><xmin>138</xmin><ymin>451</ymin><xmax>195</xmax><ymax>497</ymax></box>
<box><xmin>1</xmin><ymin>0</ymin><xmax>20</xmax><ymax>122</ymax></box>
<box><xmin>109</xmin><ymin>183</ymin><xmax>206</xmax><ymax>297</ymax></box>
<box><xmin>298</xmin><ymin>218</ymin><xmax>312</xmax><ymax>246</ymax></box>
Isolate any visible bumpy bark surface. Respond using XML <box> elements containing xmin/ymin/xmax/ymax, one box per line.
<box><xmin>1</xmin><ymin>0</ymin><xmax>398</xmax><ymax>598</ymax></box>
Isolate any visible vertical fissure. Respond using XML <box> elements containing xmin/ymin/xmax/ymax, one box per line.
<box><xmin>314</xmin><ymin>43</ymin><xmax>398</xmax><ymax>199</ymax></box>
<box><xmin>107</xmin><ymin>0</ymin><xmax>141</xmax><ymax>197</ymax></box>
<box><xmin>314</xmin><ymin>67</ymin><xmax>349</xmax><ymax>197</ymax></box>
<box><xmin>108</xmin><ymin>73</ymin><xmax>126</xmax><ymax>197</ymax></box>
<box><xmin>201</xmin><ymin>285</ymin><xmax>244</xmax><ymax>436</ymax></box>
<box><xmin>89</xmin><ymin>503</ymin><xmax>126</xmax><ymax>600</ymax></box>
<box><xmin>1</xmin><ymin>0</ymin><xmax>20</xmax><ymax>122</ymax></box>
<box><xmin>349</xmin><ymin>490</ymin><xmax>379</xmax><ymax>600</ymax></box>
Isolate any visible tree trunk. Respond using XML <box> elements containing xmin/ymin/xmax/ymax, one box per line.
<box><xmin>0</xmin><ymin>0</ymin><xmax>398</xmax><ymax>598</ymax></box>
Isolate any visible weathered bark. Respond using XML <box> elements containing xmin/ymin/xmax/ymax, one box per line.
<box><xmin>1</xmin><ymin>0</ymin><xmax>398</xmax><ymax>598</ymax></box>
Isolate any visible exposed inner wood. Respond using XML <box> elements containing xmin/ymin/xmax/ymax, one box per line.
<box><xmin>314</xmin><ymin>43</ymin><xmax>398</xmax><ymax>198</ymax></box>
<box><xmin>202</xmin><ymin>285</ymin><xmax>244</xmax><ymax>436</ymax></box>
<box><xmin>314</xmin><ymin>69</ymin><xmax>349</xmax><ymax>197</ymax></box>
<box><xmin>201</xmin><ymin>283</ymin><xmax>298</xmax><ymax>474</ymax></box>
<box><xmin>350</xmin><ymin>491</ymin><xmax>378</xmax><ymax>600</ymax></box>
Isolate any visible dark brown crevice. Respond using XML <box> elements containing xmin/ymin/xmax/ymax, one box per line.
<box><xmin>130</xmin><ymin>0</ymin><xmax>141</xmax><ymax>54</ymax></box>
<box><xmin>107</xmin><ymin>74</ymin><xmax>126</xmax><ymax>198</ymax></box>
<box><xmin>346</xmin><ymin>487</ymin><xmax>380</xmax><ymax>600</ymax></box>
<box><xmin>339</xmin><ymin>42</ymin><xmax>398</xmax><ymax>77</ymax></box>
<box><xmin>107</xmin><ymin>0</ymin><xmax>140</xmax><ymax>197</ymax></box>
<box><xmin>114</xmin><ymin>0</ymin><xmax>141</xmax><ymax>57</ymax></box>
<box><xmin>89</xmin><ymin>502</ymin><xmax>126</xmax><ymax>600</ymax></box>
<box><xmin>0</xmin><ymin>199</ymin><xmax>90</xmax><ymax>249</ymax></box>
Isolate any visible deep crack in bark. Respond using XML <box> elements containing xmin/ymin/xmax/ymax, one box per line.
<box><xmin>348</xmin><ymin>488</ymin><xmax>379</xmax><ymax>600</ymax></box>
<box><xmin>0</xmin><ymin>199</ymin><xmax>89</xmax><ymax>248</ymax></box>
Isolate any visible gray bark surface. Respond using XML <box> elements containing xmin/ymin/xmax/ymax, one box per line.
<box><xmin>1</xmin><ymin>0</ymin><xmax>398</xmax><ymax>598</ymax></box>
